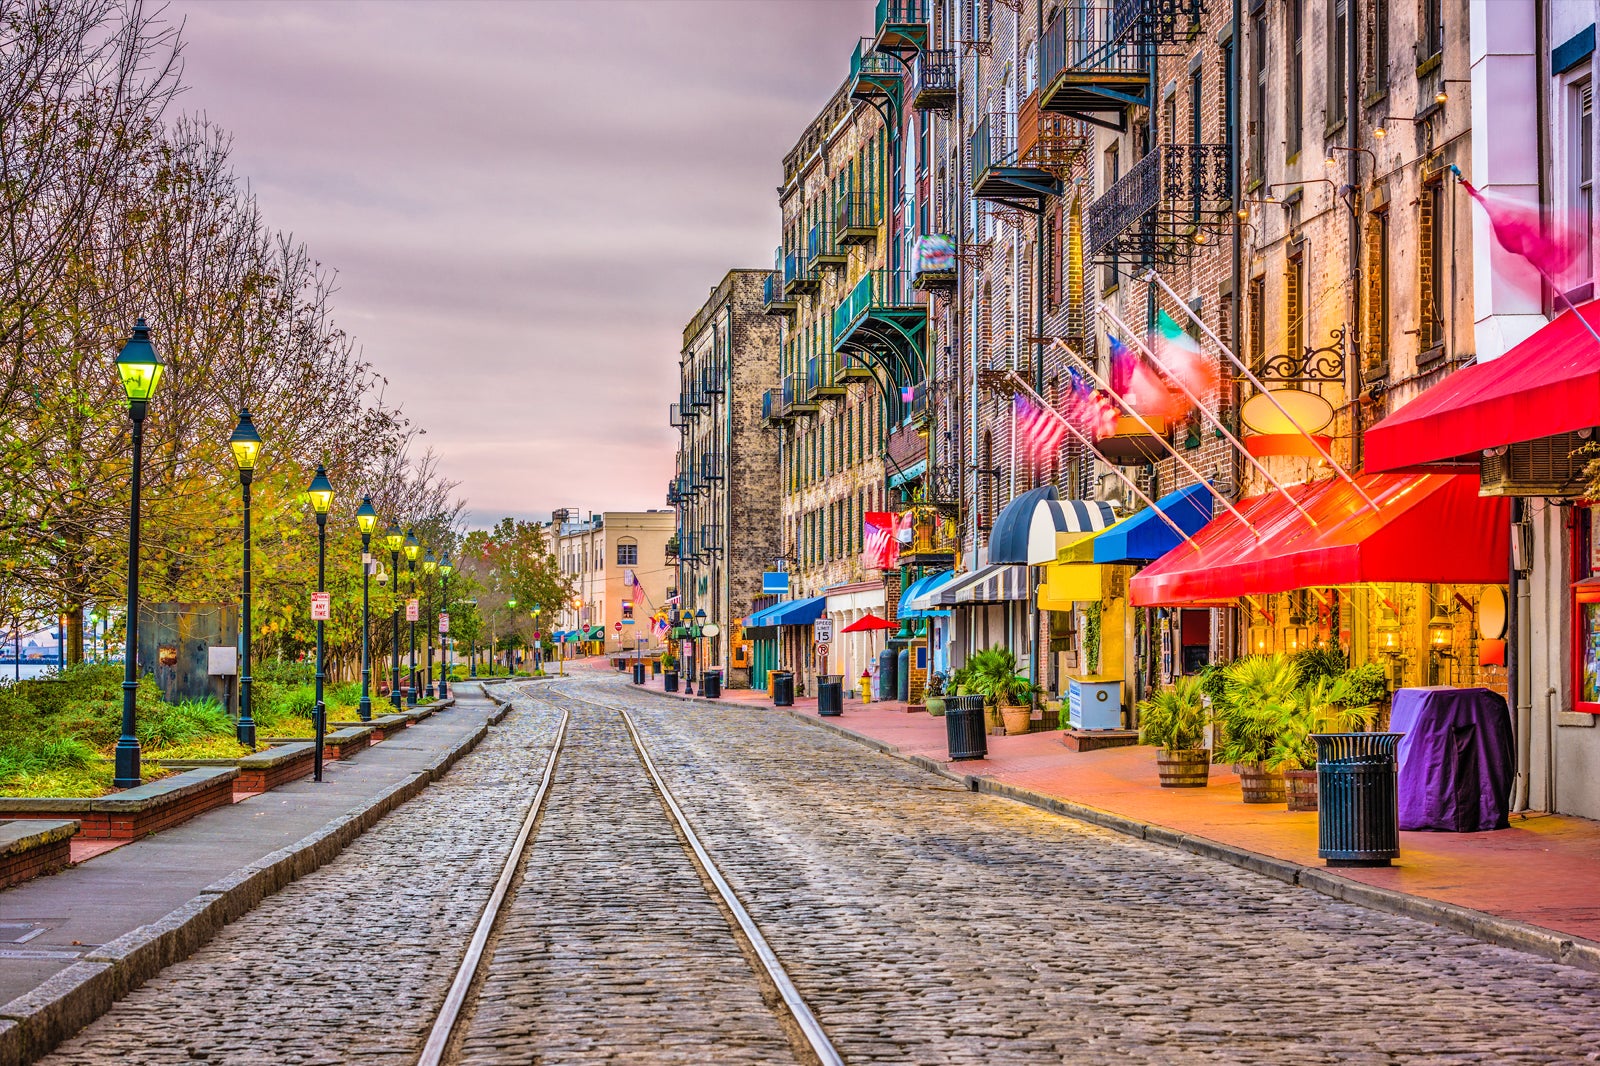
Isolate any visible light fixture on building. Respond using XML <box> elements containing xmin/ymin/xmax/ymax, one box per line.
<box><xmin>1247</xmin><ymin>624</ymin><xmax>1273</xmax><ymax>654</ymax></box>
<box><xmin>1428</xmin><ymin>605</ymin><xmax>1455</xmax><ymax>648</ymax></box>
<box><xmin>1435</xmin><ymin>88</ymin><xmax>1448</xmax><ymax>105</ymax></box>
<box><xmin>1376</xmin><ymin>598</ymin><xmax>1401</xmax><ymax>652</ymax></box>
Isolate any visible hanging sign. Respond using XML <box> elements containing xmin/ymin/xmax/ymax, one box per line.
<box><xmin>763</xmin><ymin>571</ymin><xmax>790</xmax><ymax>595</ymax></box>
<box><xmin>311</xmin><ymin>592</ymin><xmax>331</xmax><ymax>621</ymax></box>
<box><xmin>438</xmin><ymin>612</ymin><xmax>450</xmax><ymax>634</ymax></box>
<box><xmin>406</xmin><ymin>598</ymin><xmax>419</xmax><ymax>622</ymax></box>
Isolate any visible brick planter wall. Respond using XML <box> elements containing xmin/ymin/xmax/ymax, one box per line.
<box><xmin>0</xmin><ymin>819</ymin><xmax>78</xmax><ymax>889</ymax></box>
<box><xmin>233</xmin><ymin>743</ymin><xmax>315</xmax><ymax>796</ymax></box>
<box><xmin>0</xmin><ymin>768</ymin><xmax>239</xmax><ymax>841</ymax></box>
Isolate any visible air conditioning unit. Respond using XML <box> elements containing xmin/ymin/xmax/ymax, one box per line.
<box><xmin>1479</xmin><ymin>433</ymin><xmax>1592</xmax><ymax>497</ymax></box>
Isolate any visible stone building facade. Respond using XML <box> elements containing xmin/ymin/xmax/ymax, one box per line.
<box><xmin>673</xmin><ymin>270</ymin><xmax>782</xmax><ymax>687</ymax></box>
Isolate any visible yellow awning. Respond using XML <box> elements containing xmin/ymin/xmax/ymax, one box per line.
<box><xmin>1054</xmin><ymin>519</ymin><xmax>1126</xmax><ymax>565</ymax></box>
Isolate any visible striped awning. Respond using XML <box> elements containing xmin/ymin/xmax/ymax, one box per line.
<box><xmin>988</xmin><ymin>486</ymin><xmax>1118</xmax><ymax>565</ymax></box>
<box><xmin>935</xmin><ymin>564</ymin><xmax>1029</xmax><ymax>605</ymax></box>
<box><xmin>899</xmin><ymin>570</ymin><xmax>956</xmax><ymax>617</ymax></box>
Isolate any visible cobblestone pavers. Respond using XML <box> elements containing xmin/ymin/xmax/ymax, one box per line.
<box><xmin>576</xmin><ymin>679</ymin><xmax>1600</xmax><ymax>1065</ymax></box>
<box><xmin>451</xmin><ymin>690</ymin><xmax>797</xmax><ymax>1065</ymax></box>
<box><xmin>44</xmin><ymin>692</ymin><xmax>564</xmax><ymax>1066</ymax></box>
<box><xmin>40</xmin><ymin>676</ymin><xmax>1600</xmax><ymax>1065</ymax></box>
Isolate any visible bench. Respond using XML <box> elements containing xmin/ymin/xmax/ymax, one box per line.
<box><xmin>0</xmin><ymin>819</ymin><xmax>78</xmax><ymax>889</ymax></box>
<box><xmin>233</xmin><ymin>742</ymin><xmax>315</xmax><ymax>796</ymax></box>
<box><xmin>0</xmin><ymin>767</ymin><xmax>239</xmax><ymax>841</ymax></box>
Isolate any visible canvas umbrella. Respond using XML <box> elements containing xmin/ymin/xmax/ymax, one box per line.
<box><xmin>840</xmin><ymin>613</ymin><xmax>896</xmax><ymax>633</ymax></box>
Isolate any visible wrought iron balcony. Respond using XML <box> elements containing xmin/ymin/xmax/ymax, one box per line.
<box><xmin>761</xmin><ymin>387</ymin><xmax>793</xmax><ymax>423</ymax></box>
<box><xmin>681</xmin><ymin>529</ymin><xmax>697</xmax><ymax>560</ymax></box>
<box><xmin>1039</xmin><ymin>3</ymin><xmax>1149</xmax><ymax>128</ymax></box>
<box><xmin>781</xmin><ymin>249</ymin><xmax>820</xmax><ymax>297</ymax></box>
<box><xmin>784</xmin><ymin>372</ymin><xmax>819</xmax><ymax>416</ymax></box>
<box><xmin>807</xmin><ymin>222</ymin><xmax>847</xmax><ymax>268</ymax></box>
<box><xmin>687</xmin><ymin>383</ymin><xmax>710</xmax><ymax>409</ymax></box>
<box><xmin>970</xmin><ymin>113</ymin><xmax>1062</xmax><ymax>205</ymax></box>
<box><xmin>910</xmin><ymin>48</ymin><xmax>955</xmax><ymax>111</ymax></box>
<box><xmin>701</xmin><ymin>451</ymin><xmax>724</xmax><ymax>481</ymax></box>
<box><xmin>666</xmin><ymin>478</ymin><xmax>681</xmax><ymax>506</ymax></box>
<box><xmin>806</xmin><ymin>354</ymin><xmax>847</xmax><ymax>400</ymax></box>
<box><xmin>701</xmin><ymin>364</ymin><xmax>724</xmax><ymax>394</ymax></box>
<box><xmin>762</xmin><ymin>268</ymin><xmax>796</xmax><ymax>318</ymax></box>
<box><xmin>848</xmin><ymin>37</ymin><xmax>901</xmax><ymax>107</ymax></box>
<box><xmin>1084</xmin><ymin>143</ymin><xmax>1231</xmax><ymax>264</ymax></box>
<box><xmin>833</xmin><ymin>269</ymin><xmax>920</xmax><ymax>345</ymax></box>
<box><xmin>835</xmin><ymin>195</ymin><xmax>879</xmax><ymax>246</ymax></box>
<box><xmin>700</xmin><ymin>524</ymin><xmax>723</xmax><ymax>554</ymax></box>
<box><xmin>669</xmin><ymin>402</ymin><xmax>685</xmax><ymax>429</ymax></box>
<box><xmin>873</xmin><ymin>0</ymin><xmax>927</xmax><ymax>57</ymax></box>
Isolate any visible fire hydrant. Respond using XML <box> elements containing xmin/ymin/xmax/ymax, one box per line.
<box><xmin>858</xmin><ymin>669</ymin><xmax>872</xmax><ymax>703</ymax></box>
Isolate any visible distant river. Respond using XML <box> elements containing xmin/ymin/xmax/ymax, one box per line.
<box><xmin>0</xmin><ymin>663</ymin><xmax>64</xmax><ymax>682</ymax></box>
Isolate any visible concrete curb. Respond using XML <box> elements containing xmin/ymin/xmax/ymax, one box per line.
<box><xmin>633</xmin><ymin>682</ymin><xmax>1600</xmax><ymax>976</ymax></box>
<box><xmin>0</xmin><ymin>704</ymin><xmax>501</xmax><ymax>1066</ymax></box>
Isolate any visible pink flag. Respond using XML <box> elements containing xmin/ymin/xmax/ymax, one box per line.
<box><xmin>1109</xmin><ymin>336</ymin><xmax>1181</xmax><ymax>421</ymax></box>
<box><xmin>1460</xmin><ymin>179</ymin><xmax>1580</xmax><ymax>280</ymax></box>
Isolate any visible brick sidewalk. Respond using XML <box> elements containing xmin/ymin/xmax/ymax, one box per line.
<box><xmin>632</xmin><ymin>668</ymin><xmax>1600</xmax><ymax>958</ymax></box>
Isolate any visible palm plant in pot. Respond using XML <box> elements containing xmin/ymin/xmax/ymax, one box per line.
<box><xmin>924</xmin><ymin>671</ymin><xmax>949</xmax><ymax>717</ymax></box>
<box><xmin>1214</xmin><ymin>654</ymin><xmax>1302</xmax><ymax>803</ymax></box>
<box><xmin>1137</xmin><ymin>674</ymin><xmax>1211</xmax><ymax>787</ymax></box>
<box><xmin>967</xmin><ymin>647</ymin><xmax>1035</xmax><ymax>735</ymax></box>
<box><xmin>1272</xmin><ymin>669</ymin><xmax>1384</xmax><ymax>811</ymax></box>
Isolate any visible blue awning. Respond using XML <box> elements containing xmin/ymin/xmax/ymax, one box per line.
<box><xmin>1092</xmin><ymin>482</ymin><xmax>1215</xmax><ymax>564</ymax></box>
<box><xmin>768</xmin><ymin>596</ymin><xmax>827</xmax><ymax>626</ymax></box>
<box><xmin>989</xmin><ymin>486</ymin><xmax>1119</xmax><ymax>565</ymax></box>
<box><xmin>744</xmin><ymin>602</ymin><xmax>787</xmax><ymax>627</ymax></box>
<box><xmin>899</xmin><ymin>570</ymin><xmax>956</xmax><ymax>617</ymax></box>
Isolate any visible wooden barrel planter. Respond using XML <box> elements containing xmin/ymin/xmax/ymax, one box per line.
<box><xmin>1236</xmin><ymin>763</ymin><xmax>1287</xmax><ymax>804</ymax></box>
<box><xmin>1156</xmin><ymin>749</ymin><xmax>1211</xmax><ymax>788</ymax></box>
<box><xmin>1285</xmin><ymin>768</ymin><xmax>1319</xmax><ymax>811</ymax></box>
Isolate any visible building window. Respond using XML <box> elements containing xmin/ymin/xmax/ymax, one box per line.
<box><xmin>1102</xmin><ymin>144</ymin><xmax>1120</xmax><ymax>288</ymax></box>
<box><xmin>1571</xmin><ymin>77</ymin><xmax>1594</xmax><ymax>296</ymax></box>
<box><xmin>1365</xmin><ymin>209</ymin><xmax>1390</xmax><ymax>378</ymax></box>
<box><xmin>1287</xmin><ymin>0</ymin><xmax>1303</xmax><ymax>157</ymax></box>
<box><xmin>617</xmin><ymin>542</ymin><xmax>638</xmax><ymax>566</ymax></box>
<box><xmin>1189</xmin><ymin>66</ymin><xmax>1203</xmax><ymax>218</ymax></box>
<box><xmin>1247</xmin><ymin>275</ymin><xmax>1265</xmax><ymax>367</ymax></box>
<box><xmin>1286</xmin><ymin>246</ymin><xmax>1305</xmax><ymax>360</ymax></box>
<box><xmin>1421</xmin><ymin>0</ymin><xmax>1443</xmax><ymax>60</ymax></box>
<box><xmin>1372</xmin><ymin>0</ymin><xmax>1389</xmax><ymax>92</ymax></box>
<box><xmin>1328</xmin><ymin>0</ymin><xmax>1347</xmax><ymax>126</ymax></box>
<box><xmin>1574</xmin><ymin>507</ymin><xmax>1600</xmax><ymax>712</ymax></box>
<box><xmin>1250</xmin><ymin>11</ymin><xmax>1267</xmax><ymax>182</ymax></box>
<box><xmin>1418</xmin><ymin>180</ymin><xmax>1445</xmax><ymax>357</ymax></box>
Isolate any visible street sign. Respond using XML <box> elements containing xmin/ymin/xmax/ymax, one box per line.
<box><xmin>814</xmin><ymin>617</ymin><xmax>833</xmax><ymax>644</ymax></box>
<box><xmin>438</xmin><ymin>612</ymin><xmax>450</xmax><ymax>634</ymax></box>
<box><xmin>207</xmin><ymin>646</ymin><xmax>237</xmax><ymax>676</ymax></box>
<box><xmin>533</xmin><ymin>631</ymin><xmax>541</xmax><ymax>640</ymax></box>
<box><xmin>763</xmin><ymin>570</ymin><xmax>790</xmax><ymax>595</ymax></box>
<box><xmin>311</xmin><ymin>592</ymin><xmax>331</xmax><ymax>622</ymax></box>
<box><xmin>406</xmin><ymin>598</ymin><xmax>419</xmax><ymax>622</ymax></box>
<box><xmin>613</xmin><ymin>621</ymin><xmax>623</xmax><ymax>633</ymax></box>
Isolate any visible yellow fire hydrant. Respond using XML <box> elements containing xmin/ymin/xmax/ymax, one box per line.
<box><xmin>859</xmin><ymin>669</ymin><xmax>872</xmax><ymax>703</ymax></box>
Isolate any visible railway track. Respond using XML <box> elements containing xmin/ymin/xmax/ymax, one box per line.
<box><xmin>418</xmin><ymin>681</ymin><xmax>842</xmax><ymax>1066</ymax></box>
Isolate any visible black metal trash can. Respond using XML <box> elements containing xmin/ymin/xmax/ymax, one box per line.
<box><xmin>651</xmin><ymin>659</ymin><xmax>660</xmax><ymax>676</ymax></box>
<box><xmin>1314</xmin><ymin>732</ymin><xmax>1403</xmax><ymax>867</ymax></box>
<box><xmin>945</xmin><ymin>694</ymin><xmax>988</xmax><ymax>761</ymax></box>
<box><xmin>771</xmin><ymin>670</ymin><xmax>794</xmax><ymax>707</ymax></box>
<box><xmin>703</xmin><ymin>669</ymin><xmax>722</xmax><ymax>699</ymax></box>
<box><xmin>816</xmin><ymin>674</ymin><xmax>843</xmax><ymax>716</ymax></box>
<box><xmin>632</xmin><ymin>662</ymin><xmax>646</xmax><ymax>685</ymax></box>
<box><xmin>663</xmin><ymin>670</ymin><xmax>679</xmax><ymax>693</ymax></box>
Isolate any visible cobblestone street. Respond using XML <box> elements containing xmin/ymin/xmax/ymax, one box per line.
<box><xmin>43</xmin><ymin>677</ymin><xmax>1600</xmax><ymax>1064</ymax></box>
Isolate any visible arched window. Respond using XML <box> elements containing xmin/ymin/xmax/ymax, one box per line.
<box><xmin>981</xmin><ymin>430</ymin><xmax>995</xmax><ymax>522</ymax></box>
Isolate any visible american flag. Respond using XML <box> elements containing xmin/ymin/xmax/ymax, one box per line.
<box><xmin>1013</xmin><ymin>395</ymin><xmax>1070</xmax><ymax>465</ymax></box>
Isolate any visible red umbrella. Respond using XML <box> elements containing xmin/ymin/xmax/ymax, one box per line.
<box><xmin>840</xmin><ymin>613</ymin><xmax>896</xmax><ymax>633</ymax></box>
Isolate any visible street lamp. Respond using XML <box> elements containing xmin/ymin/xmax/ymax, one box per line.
<box><xmin>113</xmin><ymin>319</ymin><xmax>163</xmax><ymax>789</ymax></box>
<box><xmin>530</xmin><ymin>606</ymin><xmax>541</xmax><ymax>674</ymax></box>
<box><xmin>355</xmin><ymin>496</ymin><xmax>378</xmax><ymax>722</ymax></box>
<box><xmin>404</xmin><ymin>529</ymin><xmax>420</xmax><ymax>705</ymax></box>
<box><xmin>384</xmin><ymin>524</ymin><xmax>405</xmax><ymax>709</ymax></box>
<box><xmin>439</xmin><ymin>553</ymin><xmax>453</xmax><ymax>697</ymax></box>
<box><xmin>422</xmin><ymin>549</ymin><xmax>437</xmax><ymax>699</ymax></box>
<box><xmin>307</xmin><ymin>465</ymin><xmax>333</xmax><ymax>781</ymax></box>
<box><xmin>228</xmin><ymin>408</ymin><xmax>262</xmax><ymax>748</ymax></box>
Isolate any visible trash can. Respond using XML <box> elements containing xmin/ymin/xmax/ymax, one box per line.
<box><xmin>1314</xmin><ymin>733</ymin><xmax>1403</xmax><ymax>867</ymax></box>
<box><xmin>651</xmin><ymin>659</ymin><xmax>660</xmax><ymax>676</ymax></box>
<box><xmin>817</xmin><ymin>674</ymin><xmax>844</xmax><ymax>716</ymax></box>
<box><xmin>945</xmin><ymin>694</ymin><xmax>987</xmax><ymax>761</ymax></box>
<box><xmin>703</xmin><ymin>669</ymin><xmax>722</xmax><ymax>699</ymax></box>
<box><xmin>772</xmin><ymin>670</ymin><xmax>795</xmax><ymax>707</ymax></box>
<box><xmin>663</xmin><ymin>670</ymin><xmax>679</xmax><ymax>693</ymax></box>
<box><xmin>632</xmin><ymin>662</ymin><xmax>646</xmax><ymax>685</ymax></box>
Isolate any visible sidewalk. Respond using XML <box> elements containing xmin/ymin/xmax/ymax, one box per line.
<box><xmin>0</xmin><ymin>688</ymin><xmax>503</xmax><ymax>1049</ymax></box>
<box><xmin>635</xmin><ymin>669</ymin><xmax>1600</xmax><ymax>969</ymax></box>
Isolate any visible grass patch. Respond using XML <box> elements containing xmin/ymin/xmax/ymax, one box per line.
<box><xmin>146</xmin><ymin>737</ymin><xmax>253</xmax><ymax>761</ymax></box>
<box><xmin>0</xmin><ymin>762</ymin><xmax>172</xmax><ymax>798</ymax></box>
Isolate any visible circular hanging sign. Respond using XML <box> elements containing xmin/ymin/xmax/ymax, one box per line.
<box><xmin>1477</xmin><ymin>586</ymin><xmax>1508</xmax><ymax>640</ymax></box>
<box><xmin>1241</xmin><ymin>387</ymin><xmax>1335</xmax><ymax>436</ymax></box>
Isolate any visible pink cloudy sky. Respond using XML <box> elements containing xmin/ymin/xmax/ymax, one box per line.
<box><xmin>170</xmin><ymin>0</ymin><xmax>869</xmax><ymax>527</ymax></box>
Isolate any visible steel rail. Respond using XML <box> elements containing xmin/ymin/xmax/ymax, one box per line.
<box><xmin>417</xmin><ymin>691</ymin><xmax>571</xmax><ymax>1066</ymax></box>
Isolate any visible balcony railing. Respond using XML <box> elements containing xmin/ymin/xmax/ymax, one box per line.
<box><xmin>833</xmin><ymin>269</ymin><xmax>919</xmax><ymax>341</ymax></box>
<box><xmin>835</xmin><ymin>195</ymin><xmax>880</xmax><ymax>244</ymax></box>
<box><xmin>701</xmin><ymin>364</ymin><xmax>724</xmax><ymax>394</ymax></box>
<box><xmin>806</xmin><ymin>221</ymin><xmax>847</xmax><ymax>267</ymax></box>
<box><xmin>849</xmin><ymin>37</ymin><xmax>901</xmax><ymax>82</ymax></box>
<box><xmin>699</xmin><ymin>524</ymin><xmax>722</xmax><ymax>554</ymax></box>
<box><xmin>701</xmin><ymin>451</ymin><xmax>724</xmax><ymax>481</ymax></box>
<box><xmin>910</xmin><ymin>48</ymin><xmax>956</xmax><ymax>110</ymax></box>
<box><xmin>782</xmin><ymin>249</ymin><xmax>820</xmax><ymax>296</ymax></box>
<box><xmin>970</xmin><ymin>113</ymin><xmax>1015</xmax><ymax>181</ymax></box>
<box><xmin>1084</xmin><ymin>143</ymin><xmax>1231</xmax><ymax>262</ymax></box>
<box><xmin>875</xmin><ymin>0</ymin><xmax>927</xmax><ymax>30</ymax></box>
<box><xmin>669</xmin><ymin>402</ymin><xmax>685</xmax><ymax>428</ymax></box>
<box><xmin>806</xmin><ymin>354</ymin><xmax>847</xmax><ymax>399</ymax></box>
<box><xmin>784</xmin><ymin>372</ymin><xmax>818</xmax><ymax>414</ymax></box>
<box><xmin>762</xmin><ymin>269</ymin><xmax>795</xmax><ymax>315</ymax></box>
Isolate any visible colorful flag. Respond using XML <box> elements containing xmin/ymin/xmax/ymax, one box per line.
<box><xmin>901</xmin><ymin>384</ymin><xmax>916</xmax><ymax>404</ymax></box>
<box><xmin>1108</xmin><ymin>335</ymin><xmax>1179</xmax><ymax>421</ymax></box>
<box><xmin>1460</xmin><ymin>178</ymin><xmax>1580</xmax><ymax>281</ymax></box>
<box><xmin>1014</xmin><ymin>394</ymin><xmax>1069</xmax><ymax>464</ymax></box>
<box><xmin>1152</xmin><ymin>310</ymin><xmax>1220</xmax><ymax>403</ymax></box>
<box><xmin>862</xmin><ymin>511</ymin><xmax>900</xmax><ymax>570</ymax></box>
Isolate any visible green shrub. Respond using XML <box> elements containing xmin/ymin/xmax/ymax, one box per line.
<box><xmin>1329</xmin><ymin>663</ymin><xmax>1388</xmax><ymax>710</ymax></box>
<box><xmin>1291</xmin><ymin>646</ymin><xmax>1347</xmax><ymax>687</ymax></box>
<box><xmin>1213</xmin><ymin>654</ymin><xmax>1302</xmax><ymax>766</ymax></box>
<box><xmin>137</xmin><ymin>698</ymin><xmax>232</xmax><ymax>750</ymax></box>
<box><xmin>255</xmin><ymin>661</ymin><xmax>315</xmax><ymax>686</ymax></box>
<box><xmin>1138</xmin><ymin>675</ymin><xmax>1209</xmax><ymax>752</ymax></box>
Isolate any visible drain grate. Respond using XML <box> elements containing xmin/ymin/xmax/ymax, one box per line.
<box><xmin>0</xmin><ymin>923</ymin><xmax>44</xmax><ymax>943</ymax></box>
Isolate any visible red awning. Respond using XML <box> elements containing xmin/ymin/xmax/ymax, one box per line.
<box><xmin>1129</xmin><ymin>473</ymin><xmax>1509</xmax><ymax>607</ymax></box>
<box><xmin>1365</xmin><ymin>301</ymin><xmax>1600</xmax><ymax>473</ymax></box>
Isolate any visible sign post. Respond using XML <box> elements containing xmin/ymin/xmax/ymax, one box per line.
<box><xmin>311</xmin><ymin>592</ymin><xmax>331</xmax><ymax>622</ymax></box>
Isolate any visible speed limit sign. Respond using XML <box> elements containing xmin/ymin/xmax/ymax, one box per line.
<box><xmin>814</xmin><ymin>618</ymin><xmax>833</xmax><ymax>644</ymax></box>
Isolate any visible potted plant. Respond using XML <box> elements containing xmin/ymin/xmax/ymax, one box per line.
<box><xmin>924</xmin><ymin>671</ymin><xmax>949</xmax><ymax>717</ymax></box>
<box><xmin>967</xmin><ymin>648</ymin><xmax>1034</xmax><ymax>735</ymax></box>
<box><xmin>1213</xmin><ymin>654</ymin><xmax>1302</xmax><ymax>803</ymax></box>
<box><xmin>1137</xmin><ymin>675</ymin><xmax>1211</xmax><ymax>787</ymax></box>
<box><xmin>661</xmin><ymin>647</ymin><xmax>679</xmax><ymax>693</ymax></box>
<box><xmin>1273</xmin><ymin>669</ymin><xmax>1385</xmax><ymax>811</ymax></box>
